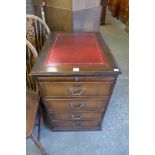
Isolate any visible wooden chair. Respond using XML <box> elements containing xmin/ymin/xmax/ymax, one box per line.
<box><xmin>26</xmin><ymin>14</ymin><xmax>50</xmax><ymax>55</ymax></box>
<box><xmin>26</xmin><ymin>39</ymin><xmax>48</xmax><ymax>155</ymax></box>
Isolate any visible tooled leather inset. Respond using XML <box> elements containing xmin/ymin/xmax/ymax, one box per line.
<box><xmin>44</xmin><ymin>34</ymin><xmax>109</xmax><ymax>66</ymax></box>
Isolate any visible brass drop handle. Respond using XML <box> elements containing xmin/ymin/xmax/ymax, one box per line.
<box><xmin>68</xmin><ymin>87</ymin><xmax>85</xmax><ymax>95</ymax></box>
<box><xmin>68</xmin><ymin>83</ymin><xmax>86</xmax><ymax>96</ymax></box>
<box><xmin>71</xmin><ymin>113</ymin><xmax>82</xmax><ymax>120</ymax></box>
<box><xmin>69</xmin><ymin>102</ymin><xmax>85</xmax><ymax>110</ymax></box>
<box><xmin>71</xmin><ymin>122</ymin><xmax>82</xmax><ymax>127</ymax></box>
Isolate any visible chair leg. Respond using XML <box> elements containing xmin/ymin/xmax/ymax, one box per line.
<box><xmin>38</xmin><ymin>107</ymin><xmax>43</xmax><ymax>141</ymax></box>
<box><xmin>31</xmin><ymin>133</ymin><xmax>48</xmax><ymax>155</ymax></box>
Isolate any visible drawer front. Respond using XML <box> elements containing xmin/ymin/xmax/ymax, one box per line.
<box><xmin>45</xmin><ymin>98</ymin><xmax>108</xmax><ymax>112</ymax></box>
<box><xmin>51</xmin><ymin>120</ymin><xmax>101</xmax><ymax>130</ymax></box>
<box><xmin>49</xmin><ymin>112</ymin><xmax>103</xmax><ymax>121</ymax></box>
<box><xmin>40</xmin><ymin>82</ymin><xmax>113</xmax><ymax>97</ymax></box>
<box><xmin>38</xmin><ymin>77</ymin><xmax>115</xmax><ymax>82</ymax></box>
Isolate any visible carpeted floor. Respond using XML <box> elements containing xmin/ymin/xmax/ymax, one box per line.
<box><xmin>26</xmin><ymin>11</ymin><xmax>129</xmax><ymax>155</ymax></box>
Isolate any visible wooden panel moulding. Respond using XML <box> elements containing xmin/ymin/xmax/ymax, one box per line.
<box><xmin>44</xmin><ymin>6</ymin><xmax>72</xmax><ymax>32</ymax></box>
<box><xmin>44</xmin><ymin>0</ymin><xmax>72</xmax><ymax>10</ymax></box>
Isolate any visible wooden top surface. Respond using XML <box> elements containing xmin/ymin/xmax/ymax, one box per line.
<box><xmin>31</xmin><ymin>32</ymin><xmax>121</xmax><ymax>76</ymax></box>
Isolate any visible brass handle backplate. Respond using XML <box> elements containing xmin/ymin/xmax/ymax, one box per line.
<box><xmin>68</xmin><ymin>83</ymin><xmax>86</xmax><ymax>96</ymax></box>
<box><xmin>71</xmin><ymin>113</ymin><xmax>82</xmax><ymax>120</ymax></box>
<box><xmin>68</xmin><ymin>87</ymin><xmax>86</xmax><ymax>96</ymax></box>
<box><xmin>71</xmin><ymin>122</ymin><xmax>82</xmax><ymax>127</ymax></box>
<box><xmin>69</xmin><ymin>102</ymin><xmax>85</xmax><ymax>110</ymax></box>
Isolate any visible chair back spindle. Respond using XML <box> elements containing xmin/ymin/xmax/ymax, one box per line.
<box><xmin>26</xmin><ymin>14</ymin><xmax>50</xmax><ymax>55</ymax></box>
<box><xmin>26</xmin><ymin>39</ymin><xmax>38</xmax><ymax>95</ymax></box>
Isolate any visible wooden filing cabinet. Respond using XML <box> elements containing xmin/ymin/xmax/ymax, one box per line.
<box><xmin>31</xmin><ymin>32</ymin><xmax>121</xmax><ymax>131</ymax></box>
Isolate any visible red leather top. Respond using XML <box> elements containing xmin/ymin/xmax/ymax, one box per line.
<box><xmin>44</xmin><ymin>34</ymin><xmax>109</xmax><ymax>66</ymax></box>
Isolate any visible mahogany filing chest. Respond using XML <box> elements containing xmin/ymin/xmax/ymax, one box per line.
<box><xmin>31</xmin><ymin>32</ymin><xmax>121</xmax><ymax>131</ymax></box>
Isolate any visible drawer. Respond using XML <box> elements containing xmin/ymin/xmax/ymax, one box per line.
<box><xmin>38</xmin><ymin>77</ymin><xmax>115</xmax><ymax>82</ymax></box>
<box><xmin>51</xmin><ymin>120</ymin><xmax>101</xmax><ymax>130</ymax></box>
<box><xmin>40</xmin><ymin>82</ymin><xmax>113</xmax><ymax>97</ymax></box>
<box><xmin>45</xmin><ymin>98</ymin><xmax>108</xmax><ymax>112</ymax></box>
<box><xmin>49</xmin><ymin>112</ymin><xmax>103</xmax><ymax>121</ymax></box>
